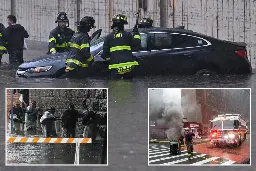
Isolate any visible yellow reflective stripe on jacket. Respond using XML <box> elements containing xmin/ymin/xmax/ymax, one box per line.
<box><xmin>134</xmin><ymin>35</ymin><xmax>140</xmax><ymax>39</ymax></box>
<box><xmin>106</xmin><ymin>58</ymin><xmax>110</xmax><ymax>61</ymax></box>
<box><xmin>70</xmin><ymin>43</ymin><xmax>90</xmax><ymax>50</ymax></box>
<box><xmin>50</xmin><ymin>48</ymin><xmax>56</xmax><ymax>52</ymax></box>
<box><xmin>0</xmin><ymin>33</ymin><xmax>2</xmax><ymax>37</ymax></box>
<box><xmin>56</xmin><ymin>43</ymin><xmax>67</xmax><ymax>48</ymax></box>
<box><xmin>0</xmin><ymin>46</ymin><xmax>6</xmax><ymax>50</ymax></box>
<box><xmin>66</xmin><ymin>66</ymin><xmax>75</xmax><ymax>71</ymax></box>
<box><xmin>66</xmin><ymin>58</ymin><xmax>88</xmax><ymax>68</ymax></box>
<box><xmin>108</xmin><ymin>61</ymin><xmax>139</xmax><ymax>69</ymax></box>
<box><xmin>87</xmin><ymin>55</ymin><xmax>93</xmax><ymax>62</ymax></box>
<box><xmin>49</xmin><ymin>37</ymin><xmax>56</xmax><ymax>43</ymax></box>
<box><xmin>80</xmin><ymin>43</ymin><xmax>89</xmax><ymax>49</ymax></box>
<box><xmin>110</xmin><ymin>45</ymin><xmax>131</xmax><ymax>52</ymax></box>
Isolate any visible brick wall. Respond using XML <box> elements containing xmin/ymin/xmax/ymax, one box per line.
<box><xmin>6</xmin><ymin>89</ymin><xmax>21</xmax><ymax>124</ymax></box>
<box><xmin>29</xmin><ymin>89</ymin><xmax>107</xmax><ymax>136</ymax></box>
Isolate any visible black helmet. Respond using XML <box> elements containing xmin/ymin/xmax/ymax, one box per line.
<box><xmin>78</xmin><ymin>16</ymin><xmax>96</xmax><ymax>29</ymax></box>
<box><xmin>138</xmin><ymin>17</ymin><xmax>153</xmax><ymax>28</ymax></box>
<box><xmin>55</xmin><ymin>12</ymin><xmax>69</xmax><ymax>23</ymax></box>
<box><xmin>112</xmin><ymin>14</ymin><xmax>128</xmax><ymax>25</ymax></box>
<box><xmin>0</xmin><ymin>23</ymin><xmax>5</xmax><ymax>33</ymax></box>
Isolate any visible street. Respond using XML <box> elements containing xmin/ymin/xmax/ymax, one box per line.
<box><xmin>6</xmin><ymin>141</ymin><xmax>105</xmax><ymax>164</ymax></box>
<box><xmin>149</xmin><ymin>135</ymin><xmax>250</xmax><ymax>165</ymax></box>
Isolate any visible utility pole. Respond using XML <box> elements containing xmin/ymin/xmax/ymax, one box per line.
<box><xmin>10</xmin><ymin>89</ymin><xmax>14</xmax><ymax>134</ymax></box>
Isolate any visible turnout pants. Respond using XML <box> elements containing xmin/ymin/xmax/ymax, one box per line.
<box><xmin>186</xmin><ymin>141</ymin><xmax>194</xmax><ymax>157</ymax></box>
<box><xmin>9</xmin><ymin>50</ymin><xmax>24</xmax><ymax>64</ymax></box>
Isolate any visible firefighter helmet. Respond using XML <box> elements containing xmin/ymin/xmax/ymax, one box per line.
<box><xmin>138</xmin><ymin>17</ymin><xmax>153</xmax><ymax>28</ymax></box>
<box><xmin>112</xmin><ymin>14</ymin><xmax>128</xmax><ymax>25</ymax></box>
<box><xmin>78</xmin><ymin>16</ymin><xmax>96</xmax><ymax>29</ymax></box>
<box><xmin>55</xmin><ymin>12</ymin><xmax>69</xmax><ymax>23</ymax></box>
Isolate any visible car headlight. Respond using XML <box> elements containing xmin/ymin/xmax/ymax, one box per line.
<box><xmin>29</xmin><ymin>66</ymin><xmax>52</xmax><ymax>73</ymax></box>
<box><xmin>228</xmin><ymin>133</ymin><xmax>235</xmax><ymax>139</ymax></box>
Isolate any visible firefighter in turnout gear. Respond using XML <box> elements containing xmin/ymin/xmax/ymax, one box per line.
<box><xmin>48</xmin><ymin>12</ymin><xmax>74</xmax><ymax>54</ymax></box>
<box><xmin>65</xmin><ymin>16</ymin><xmax>95</xmax><ymax>73</ymax></box>
<box><xmin>0</xmin><ymin>23</ymin><xmax>6</xmax><ymax>64</ymax></box>
<box><xmin>101</xmin><ymin>14</ymin><xmax>141</xmax><ymax>79</ymax></box>
<box><xmin>138</xmin><ymin>17</ymin><xmax>153</xmax><ymax>28</ymax></box>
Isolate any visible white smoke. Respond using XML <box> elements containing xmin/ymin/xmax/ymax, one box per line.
<box><xmin>149</xmin><ymin>89</ymin><xmax>184</xmax><ymax>140</ymax></box>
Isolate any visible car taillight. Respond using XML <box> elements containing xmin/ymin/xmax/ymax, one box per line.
<box><xmin>235</xmin><ymin>50</ymin><xmax>247</xmax><ymax>59</ymax></box>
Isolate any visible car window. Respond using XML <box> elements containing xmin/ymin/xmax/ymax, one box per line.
<box><xmin>140</xmin><ymin>33</ymin><xmax>148</xmax><ymax>51</ymax></box>
<box><xmin>152</xmin><ymin>33</ymin><xmax>172</xmax><ymax>50</ymax></box>
<box><xmin>171</xmin><ymin>34</ymin><xmax>208</xmax><ymax>48</ymax></box>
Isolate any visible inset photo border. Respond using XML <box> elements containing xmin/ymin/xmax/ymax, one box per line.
<box><xmin>5</xmin><ymin>88</ymin><xmax>108</xmax><ymax>166</ymax></box>
<box><xmin>148</xmin><ymin>88</ymin><xmax>251</xmax><ymax>166</ymax></box>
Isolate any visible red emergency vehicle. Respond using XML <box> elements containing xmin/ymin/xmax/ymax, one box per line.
<box><xmin>209</xmin><ymin>114</ymin><xmax>247</xmax><ymax>147</ymax></box>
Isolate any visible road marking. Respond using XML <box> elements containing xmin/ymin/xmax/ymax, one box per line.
<box><xmin>191</xmin><ymin>156</ymin><xmax>219</xmax><ymax>165</ymax></box>
<box><xmin>149</xmin><ymin>152</ymin><xmax>197</xmax><ymax>163</ymax></box>
<box><xmin>161</xmin><ymin>154</ymin><xmax>207</xmax><ymax>165</ymax></box>
<box><xmin>149</xmin><ymin>151</ymin><xmax>187</xmax><ymax>158</ymax></box>
<box><xmin>7</xmin><ymin>137</ymin><xmax>92</xmax><ymax>144</ymax></box>
<box><xmin>221</xmin><ymin>160</ymin><xmax>236</xmax><ymax>165</ymax></box>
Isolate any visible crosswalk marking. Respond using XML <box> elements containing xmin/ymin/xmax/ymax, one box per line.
<box><xmin>149</xmin><ymin>144</ymin><xmax>237</xmax><ymax>165</ymax></box>
<box><xmin>221</xmin><ymin>160</ymin><xmax>236</xmax><ymax>165</ymax></box>
<box><xmin>161</xmin><ymin>154</ymin><xmax>207</xmax><ymax>165</ymax></box>
<box><xmin>191</xmin><ymin>156</ymin><xmax>219</xmax><ymax>165</ymax></box>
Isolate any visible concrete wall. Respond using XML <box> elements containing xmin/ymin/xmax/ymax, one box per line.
<box><xmin>29</xmin><ymin>89</ymin><xmax>107</xmax><ymax>136</ymax></box>
<box><xmin>0</xmin><ymin>0</ymin><xmax>256</xmax><ymax>67</ymax></box>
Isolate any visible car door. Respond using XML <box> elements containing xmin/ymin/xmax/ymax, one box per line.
<box><xmin>144</xmin><ymin>32</ymin><xmax>180</xmax><ymax>75</ymax></box>
<box><xmin>169</xmin><ymin>33</ymin><xmax>210</xmax><ymax>74</ymax></box>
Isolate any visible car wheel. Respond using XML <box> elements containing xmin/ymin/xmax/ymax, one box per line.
<box><xmin>195</xmin><ymin>69</ymin><xmax>217</xmax><ymax>77</ymax></box>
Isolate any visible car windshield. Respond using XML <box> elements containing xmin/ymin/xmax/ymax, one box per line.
<box><xmin>212</xmin><ymin>120</ymin><xmax>235</xmax><ymax>129</ymax></box>
<box><xmin>91</xmin><ymin>36</ymin><xmax>105</xmax><ymax>47</ymax></box>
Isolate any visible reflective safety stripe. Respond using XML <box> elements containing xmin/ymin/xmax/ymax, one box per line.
<box><xmin>80</xmin><ymin>43</ymin><xmax>90</xmax><ymax>49</ymax></box>
<box><xmin>56</xmin><ymin>43</ymin><xmax>68</xmax><ymax>48</ymax></box>
<box><xmin>66</xmin><ymin>66</ymin><xmax>75</xmax><ymax>71</ymax></box>
<box><xmin>134</xmin><ymin>35</ymin><xmax>140</xmax><ymax>39</ymax></box>
<box><xmin>70</xmin><ymin>43</ymin><xmax>90</xmax><ymax>50</ymax></box>
<box><xmin>50</xmin><ymin>48</ymin><xmax>56</xmax><ymax>52</ymax></box>
<box><xmin>66</xmin><ymin>58</ymin><xmax>88</xmax><ymax>68</ymax></box>
<box><xmin>0</xmin><ymin>33</ymin><xmax>2</xmax><ymax>37</ymax></box>
<box><xmin>87</xmin><ymin>55</ymin><xmax>93</xmax><ymax>62</ymax></box>
<box><xmin>110</xmin><ymin>45</ymin><xmax>131</xmax><ymax>52</ymax></box>
<box><xmin>0</xmin><ymin>46</ymin><xmax>7</xmax><ymax>50</ymax></box>
<box><xmin>108</xmin><ymin>61</ymin><xmax>139</xmax><ymax>69</ymax></box>
<box><xmin>49</xmin><ymin>37</ymin><xmax>56</xmax><ymax>43</ymax></box>
<box><xmin>106</xmin><ymin>58</ymin><xmax>110</xmax><ymax>61</ymax></box>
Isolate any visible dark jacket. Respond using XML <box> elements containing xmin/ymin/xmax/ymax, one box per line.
<box><xmin>48</xmin><ymin>26</ymin><xmax>74</xmax><ymax>53</ymax></box>
<box><xmin>2</xmin><ymin>24</ymin><xmax>29</xmax><ymax>52</ymax></box>
<box><xmin>61</xmin><ymin>108</ymin><xmax>80</xmax><ymax>128</ymax></box>
<box><xmin>9</xmin><ymin>106</ymin><xmax>24</xmax><ymax>122</ymax></box>
<box><xmin>66</xmin><ymin>31</ymin><xmax>93</xmax><ymax>69</ymax></box>
<box><xmin>101</xmin><ymin>29</ymin><xmax>141</xmax><ymax>69</ymax></box>
<box><xmin>0</xmin><ymin>23</ymin><xmax>6</xmax><ymax>53</ymax></box>
<box><xmin>185</xmin><ymin>132</ymin><xmax>195</xmax><ymax>143</ymax></box>
<box><xmin>82</xmin><ymin>110</ymin><xmax>107</xmax><ymax>126</ymax></box>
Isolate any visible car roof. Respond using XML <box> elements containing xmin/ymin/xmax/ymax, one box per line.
<box><xmin>125</xmin><ymin>27</ymin><xmax>220</xmax><ymax>41</ymax></box>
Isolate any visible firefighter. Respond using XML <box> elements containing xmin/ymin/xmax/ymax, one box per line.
<box><xmin>138</xmin><ymin>17</ymin><xmax>153</xmax><ymax>28</ymax></box>
<box><xmin>101</xmin><ymin>14</ymin><xmax>141</xmax><ymax>79</ymax></box>
<box><xmin>65</xmin><ymin>16</ymin><xmax>95</xmax><ymax>73</ymax></box>
<box><xmin>48</xmin><ymin>12</ymin><xmax>74</xmax><ymax>54</ymax></box>
<box><xmin>0</xmin><ymin>23</ymin><xmax>7</xmax><ymax>64</ymax></box>
<box><xmin>184</xmin><ymin>128</ymin><xmax>195</xmax><ymax>159</ymax></box>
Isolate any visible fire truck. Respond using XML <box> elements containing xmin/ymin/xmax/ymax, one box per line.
<box><xmin>209</xmin><ymin>114</ymin><xmax>247</xmax><ymax>147</ymax></box>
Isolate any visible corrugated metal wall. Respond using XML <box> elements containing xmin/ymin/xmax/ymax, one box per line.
<box><xmin>0</xmin><ymin>0</ymin><xmax>256</xmax><ymax>67</ymax></box>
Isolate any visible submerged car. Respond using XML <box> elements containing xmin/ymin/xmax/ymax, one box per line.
<box><xmin>16</xmin><ymin>27</ymin><xmax>252</xmax><ymax>78</ymax></box>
